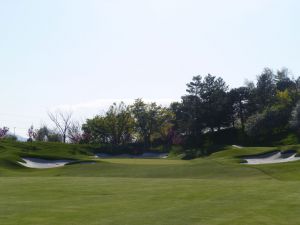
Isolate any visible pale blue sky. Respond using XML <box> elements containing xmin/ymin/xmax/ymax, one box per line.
<box><xmin>0</xmin><ymin>0</ymin><xmax>300</xmax><ymax>136</ymax></box>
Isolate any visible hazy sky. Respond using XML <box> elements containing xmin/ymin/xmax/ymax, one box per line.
<box><xmin>1</xmin><ymin>0</ymin><xmax>300</xmax><ymax>136</ymax></box>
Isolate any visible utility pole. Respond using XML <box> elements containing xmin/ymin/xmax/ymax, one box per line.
<box><xmin>14</xmin><ymin>127</ymin><xmax>16</xmax><ymax>136</ymax></box>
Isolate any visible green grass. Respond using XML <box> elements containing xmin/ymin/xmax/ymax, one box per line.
<box><xmin>2</xmin><ymin>140</ymin><xmax>300</xmax><ymax>224</ymax></box>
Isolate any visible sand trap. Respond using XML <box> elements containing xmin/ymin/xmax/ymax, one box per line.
<box><xmin>95</xmin><ymin>152</ymin><xmax>168</xmax><ymax>159</ymax></box>
<box><xmin>232</xmin><ymin>145</ymin><xmax>243</xmax><ymax>149</ymax></box>
<box><xmin>18</xmin><ymin>158</ymin><xmax>74</xmax><ymax>169</ymax></box>
<box><xmin>242</xmin><ymin>151</ymin><xmax>300</xmax><ymax>165</ymax></box>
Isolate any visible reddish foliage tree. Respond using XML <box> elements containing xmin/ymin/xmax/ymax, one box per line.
<box><xmin>0</xmin><ymin>127</ymin><xmax>9</xmax><ymax>138</ymax></box>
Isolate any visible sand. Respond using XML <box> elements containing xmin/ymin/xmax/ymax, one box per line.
<box><xmin>18</xmin><ymin>158</ymin><xmax>74</xmax><ymax>169</ymax></box>
<box><xmin>242</xmin><ymin>151</ymin><xmax>300</xmax><ymax>165</ymax></box>
<box><xmin>232</xmin><ymin>145</ymin><xmax>243</xmax><ymax>149</ymax></box>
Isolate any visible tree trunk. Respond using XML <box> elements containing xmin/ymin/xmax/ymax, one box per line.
<box><xmin>63</xmin><ymin>134</ymin><xmax>66</xmax><ymax>143</ymax></box>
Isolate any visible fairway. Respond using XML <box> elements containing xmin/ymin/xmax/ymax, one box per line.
<box><xmin>1</xmin><ymin>142</ymin><xmax>300</xmax><ymax>224</ymax></box>
<box><xmin>2</xmin><ymin>177</ymin><xmax>300</xmax><ymax>225</ymax></box>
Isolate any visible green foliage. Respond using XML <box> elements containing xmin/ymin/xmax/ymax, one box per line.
<box><xmin>229</xmin><ymin>87</ymin><xmax>252</xmax><ymax>130</ymax></box>
<box><xmin>289</xmin><ymin>101</ymin><xmax>300</xmax><ymax>134</ymax></box>
<box><xmin>131</xmin><ymin>99</ymin><xmax>160</xmax><ymax>147</ymax></box>
<box><xmin>172</xmin><ymin>95</ymin><xmax>203</xmax><ymax>140</ymax></box>
<box><xmin>255</xmin><ymin>68</ymin><xmax>277</xmax><ymax>111</ymax></box>
<box><xmin>186</xmin><ymin>74</ymin><xmax>232</xmax><ymax>131</ymax></box>
<box><xmin>47</xmin><ymin>132</ymin><xmax>62</xmax><ymax>142</ymax></box>
<box><xmin>21</xmin><ymin>67</ymin><xmax>300</xmax><ymax>152</ymax></box>
<box><xmin>82</xmin><ymin>102</ymin><xmax>134</xmax><ymax>145</ymax></box>
<box><xmin>275</xmin><ymin>68</ymin><xmax>296</xmax><ymax>91</ymax></box>
<box><xmin>34</xmin><ymin>125</ymin><xmax>62</xmax><ymax>142</ymax></box>
<box><xmin>131</xmin><ymin>99</ymin><xmax>174</xmax><ymax>148</ymax></box>
<box><xmin>52</xmin><ymin>68</ymin><xmax>300</xmax><ymax>149</ymax></box>
<box><xmin>245</xmin><ymin>105</ymin><xmax>291</xmax><ymax>141</ymax></box>
<box><xmin>82</xmin><ymin>116</ymin><xmax>109</xmax><ymax>144</ymax></box>
<box><xmin>3</xmin><ymin>135</ymin><xmax>17</xmax><ymax>142</ymax></box>
<box><xmin>169</xmin><ymin>68</ymin><xmax>300</xmax><ymax>148</ymax></box>
<box><xmin>276</xmin><ymin>90</ymin><xmax>292</xmax><ymax>105</ymax></box>
<box><xmin>35</xmin><ymin>126</ymin><xmax>49</xmax><ymax>141</ymax></box>
<box><xmin>174</xmin><ymin>74</ymin><xmax>232</xmax><ymax>147</ymax></box>
<box><xmin>276</xmin><ymin>133</ymin><xmax>299</xmax><ymax>145</ymax></box>
<box><xmin>35</xmin><ymin>126</ymin><xmax>62</xmax><ymax>142</ymax></box>
<box><xmin>105</xmin><ymin>102</ymin><xmax>135</xmax><ymax>145</ymax></box>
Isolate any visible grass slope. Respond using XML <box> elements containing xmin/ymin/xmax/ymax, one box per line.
<box><xmin>1</xmin><ymin>141</ymin><xmax>300</xmax><ymax>224</ymax></box>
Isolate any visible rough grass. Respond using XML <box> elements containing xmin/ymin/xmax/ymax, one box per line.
<box><xmin>2</xmin><ymin>141</ymin><xmax>300</xmax><ymax>224</ymax></box>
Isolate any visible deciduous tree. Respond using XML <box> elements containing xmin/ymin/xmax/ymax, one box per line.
<box><xmin>48</xmin><ymin>111</ymin><xmax>73</xmax><ymax>143</ymax></box>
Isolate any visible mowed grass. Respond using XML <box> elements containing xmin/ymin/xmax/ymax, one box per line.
<box><xmin>2</xmin><ymin>141</ymin><xmax>300</xmax><ymax>224</ymax></box>
<box><xmin>2</xmin><ymin>177</ymin><xmax>300</xmax><ymax>225</ymax></box>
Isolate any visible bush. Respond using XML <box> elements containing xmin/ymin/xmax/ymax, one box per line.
<box><xmin>290</xmin><ymin>102</ymin><xmax>300</xmax><ymax>133</ymax></box>
<box><xmin>4</xmin><ymin>135</ymin><xmax>17</xmax><ymax>142</ymax></box>
<box><xmin>245</xmin><ymin>105</ymin><xmax>291</xmax><ymax>142</ymax></box>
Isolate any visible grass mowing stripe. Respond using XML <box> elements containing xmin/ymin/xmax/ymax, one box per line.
<box><xmin>1</xmin><ymin>177</ymin><xmax>300</xmax><ymax>225</ymax></box>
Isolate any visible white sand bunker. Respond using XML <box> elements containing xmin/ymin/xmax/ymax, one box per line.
<box><xmin>18</xmin><ymin>158</ymin><xmax>74</xmax><ymax>169</ymax></box>
<box><xmin>242</xmin><ymin>151</ymin><xmax>300</xmax><ymax>165</ymax></box>
<box><xmin>232</xmin><ymin>145</ymin><xmax>243</xmax><ymax>149</ymax></box>
<box><xmin>95</xmin><ymin>152</ymin><xmax>168</xmax><ymax>159</ymax></box>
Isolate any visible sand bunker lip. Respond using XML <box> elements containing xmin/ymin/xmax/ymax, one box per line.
<box><xmin>232</xmin><ymin>145</ymin><xmax>243</xmax><ymax>149</ymax></box>
<box><xmin>95</xmin><ymin>152</ymin><xmax>168</xmax><ymax>159</ymax></box>
<box><xmin>242</xmin><ymin>151</ymin><xmax>300</xmax><ymax>165</ymax></box>
<box><xmin>18</xmin><ymin>157</ymin><xmax>75</xmax><ymax>169</ymax></box>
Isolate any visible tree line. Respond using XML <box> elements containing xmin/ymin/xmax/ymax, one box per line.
<box><xmin>22</xmin><ymin>67</ymin><xmax>300</xmax><ymax>152</ymax></box>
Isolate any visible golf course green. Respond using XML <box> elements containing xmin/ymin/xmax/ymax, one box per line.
<box><xmin>1</xmin><ymin>140</ymin><xmax>300</xmax><ymax>225</ymax></box>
